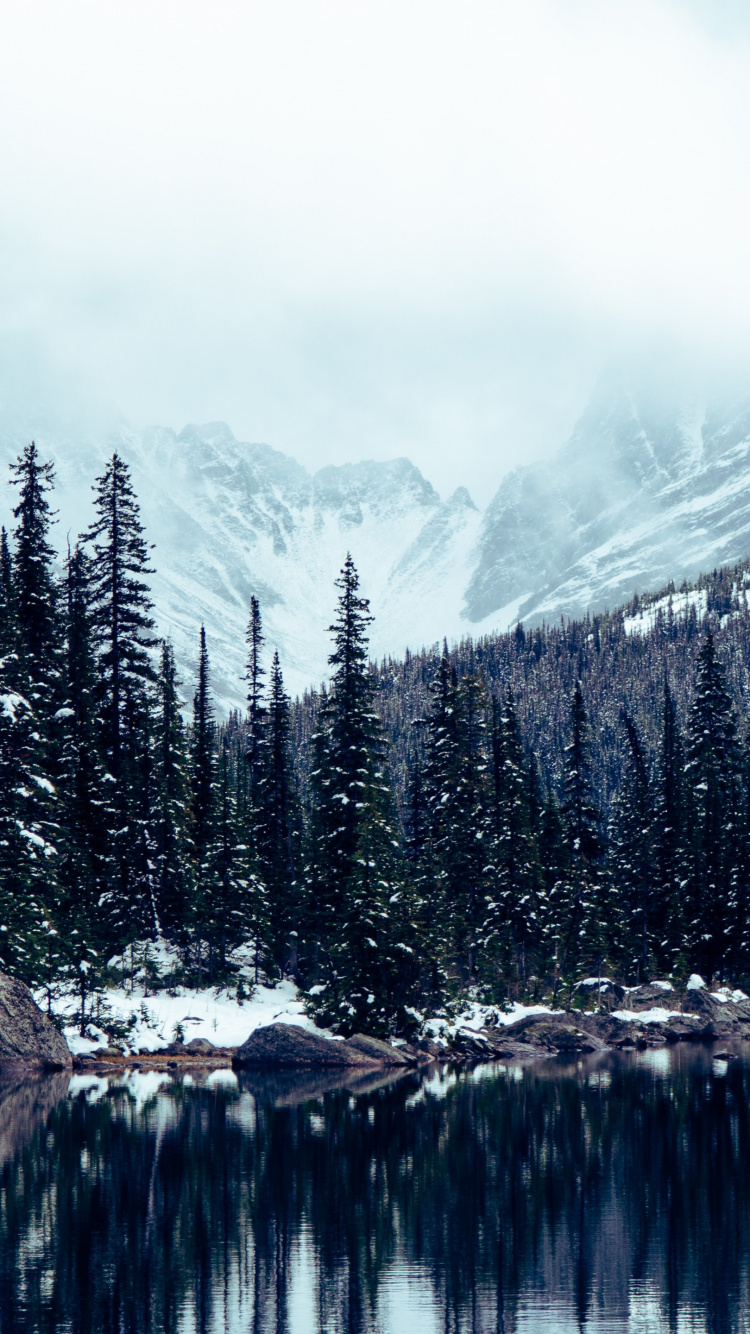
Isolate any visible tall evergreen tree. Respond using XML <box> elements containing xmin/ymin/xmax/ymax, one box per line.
<box><xmin>244</xmin><ymin>595</ymin><xmax>266</xmax><ymax>822</ymax></box>
<box><xmin>306</xmin><ymin>555</ymin><xmax>416</xmax><ymax>1035</ymax></box>
<box><xmin>555</xmin><ymin>681</ymin><xmax>607</xmax><ymax>987</ymax></box>
<box><xmin>483</xmin><ymin>687</ymin><xmax>539</xmax><ymax>993</ymax></box>
<box><xmin>56</xmin><ymin>544</ymin><xmax>109</xmax><ymax>1013</ymax></box>
<box><xmin>610</xmin><ymin>710</ymin><xmax>656</xmax><ymax>981</ymax></box>
<box><xmin>0</xmin><ymin>528</ymin><xmax>18</xmax><ymax>663</ymax></box>
<box><xmin>84</xmin><ymin>452</ymin><xmax>157</xmax><ymax>774</ymax></box>
<box><xmin>190</xmin><ymin>627</ymin><xmax>216</xmax><ymax>978</ymax></box>
<box><xmin>153</xmin><ymin>641</ymin><xmax>193</xmax><ymax>940</ymax></box>
<box><xmin>83</xmin><ymin>453</ymin><xmax>158</xmax><ymax>950</ymax></box>
<box><xmin>654</xmin><ymin>674</ymin><xmax>686</xmax><ymax>972</ymax></box>
<box><xmin>10</xmin><ymin>442</ymin><xmax>59</xmax><ymax>690</ymax></box>
<box><xmin>684</xmin><ymin>631</ymin><xmax>741</xmax><ymax>979</ymax></box>
<box><xmin>256</xmin><ymin>651</ymin><xmax>296</xmax><ymax>978</ymax></box>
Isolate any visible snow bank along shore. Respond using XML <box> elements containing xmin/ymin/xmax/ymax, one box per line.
<box><xmin>29</xmin><ymin>950</ymin><xmax>750</xmax><ymax>1071</ymax></box>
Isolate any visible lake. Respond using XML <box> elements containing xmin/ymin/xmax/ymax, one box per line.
<box><xmin>0</xmin><ymin>1045</ymin><xmax>748</xmax><ymax>1333</ymax></box>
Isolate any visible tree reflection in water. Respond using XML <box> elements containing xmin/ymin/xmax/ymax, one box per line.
<box><xmin>0</xmin><ymin>1048</ymin><xmax>748</xmax><ymax>1333</ymax></box>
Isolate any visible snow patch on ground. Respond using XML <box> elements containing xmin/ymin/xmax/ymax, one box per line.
<box><xmin>612</xmin><ymin>1007</ymin><xmax>698</xmax><ymax>1024</ymax></box>
<box><xmin>424</xmin><ymin>1000</ymin><xmax>561</xmax><ymax>1048</ymax></box>
<box><xmin>43</xmin><ymin>978</ymin><xmax>331</xmax><ymax>1056</ymax></box>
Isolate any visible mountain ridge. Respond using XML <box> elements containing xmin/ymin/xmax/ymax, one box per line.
<box><xmin>4</xmin><ymin>373</ymin><xmax>750</xmax><ymax>707</ymax></box>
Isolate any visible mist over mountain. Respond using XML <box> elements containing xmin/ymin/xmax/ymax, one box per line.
<box><xmin>4</xmin><ymin>371</ymin><xmax>750</xmax><ymax>707</ymax></box>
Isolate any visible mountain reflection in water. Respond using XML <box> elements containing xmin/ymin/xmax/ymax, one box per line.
<box><xmin>0</xmin><ymin>1047</ymin><xmax>748</xmax><ymax>1332</ymax></box>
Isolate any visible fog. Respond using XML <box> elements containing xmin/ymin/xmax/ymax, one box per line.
<box><xmin>1</xmin><ymin>0</ymin><xmax>750</xmax><ymax>502</ymax></box>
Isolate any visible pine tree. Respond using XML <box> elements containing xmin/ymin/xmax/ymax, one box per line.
<box><xmin>205</xmin><ymin>732</ymin><xmax>259</xmax><ymax>978</ymax></box>
<box><xmin>684</xmin><ymin>631</ymin><xmax>741</xmax><ymax>979</ymax></box>
<box><xmin>10</xmin><ymin>443</ymin><xmax>59</xmax><ymax>691</ymax></box>
<box><xmin>306</xmin><ymin>556</ymin><xmax>417</xmax><ymax>1035</ymax></box>
<box><xmin>153</xmin><ymin>641</ymin><xmax>193</xmax><ymax>941</ymax></box>
<box><xmin>653</xmin><ymin>674</ymin><xmax>686</xmax><ymax>973</ymax></box>
<box><xmin>610</xmin><ymin>710</ymin><xmax>656</xmax><ymax>981</ymax></box>
<box><xmin>255</xmin><ymin>651</ymin><xmax>296</xmax><ymax>978</ymax></box>
<box><xmin>55</xmin><ymin>544</ymin><xmax>109</xmax><ymax>1015</ymax></box>
<box><xmin>419</xmin><ymin>650</ymin><xmax>463</xmax><ymax>985</ymax></box>
<box><xmin>83</xmin><ymin>453</ymin><xmax>158</xmax><ymax>951</ymax></box>
<box><xmin>555</xmin><ymin>681</ymin><xmax>607</xmax><ymax>989</ymax></box>
<box><xmin>190</xmin><ymin>627</ymin><xmax>216</xmax><ymax>979</ymax></box>
<box><xmin>84</xmin><ymin>453</ymin><xmax>157</xmax><ymax>775</ymax></box>
<box><xmin>0</xmin><ymin>445</ymin><xmax>63</xmax><ymax>976</ymax></box>
<box><xmin>536</xmin><ymin>784</ymin><xmax>568</xmax><ymax>985</ymax></box>
<box><xmin>0</xmin><ymin>528</ymin><xmax>18</xmax><ymax>663</ymax></box>
<box><xmin>403</xmin><ymin>756</ymin><xmax>446</xmax><ymax>1006</ymax></box>
<box><xmin>449</xmin><ymin>669</ymin><xmax>490</xmax><ymax>983</ymax></box>
<box><xmin>245</xmin><ymin>595</ymin><xmax>266</xmax><ymax>824</ymax></box>
<box><xmin>483</xmin><ymin>687</ymin><xmax>540</xmax><ymax>994</ymax></box>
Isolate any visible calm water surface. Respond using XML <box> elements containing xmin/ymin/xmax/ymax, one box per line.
<box><xmin>0</xmin><ymin>1046</ymin><xmax>749</xmax><ymax>1333</ymax></box>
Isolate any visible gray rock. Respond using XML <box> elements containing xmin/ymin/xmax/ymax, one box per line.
<box><xmin>185</xmin><ymin>1037</ymin><xmax>215</xmax><ymax>1054</ymax></box>
<box><xmin>233</xmin><ymin>1023</ymin><xmax>383</xmax><ymax>1069</ymax></box>
<box><xmin>617</xmin><ymin>984</ymin><xmax>682</xmax><ymax>1013</ymax></box>
<box><xmin>345</xmin><ymin>1034</ymin><xmax>410</xmax><ymax>1065</ymax></box>
<box><xmin>500</xmin><ymin>1015</ymin><xmax>607</xmax><ymax>1054</ymax></box>
<box><xmin>0</xmin><ymin>973</ymin><xmax>71</xmax><ymax>1068</ymax></box>
<box><xmin>660</xmin><ymin>1014</ymin><xmax>711</xmax><ymax>1042</ymax></box>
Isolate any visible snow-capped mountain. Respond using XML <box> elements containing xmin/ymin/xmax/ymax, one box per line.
<box><xmin>465</xmin><ymin>375</ymin><xmax>750</xmax><ymax>629</ymax></box>
<box><xmin>0</xmin><ymin>420</ymin><xmax>482</xmax><ymax>707</ymax></box>
<box><xmin>5</xmin><ymin>370</ymin><xmax>750</xmax><ymax>709</ymax></box>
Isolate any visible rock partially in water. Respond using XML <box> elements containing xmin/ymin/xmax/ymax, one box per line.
<box><xmin>233</xmin><ymin>1022</ymin><xmax>394</xmax><ymax>1069</ymax></box>
<box><xmin>0</xmin><ymin>973</ymin><xmax>71</xmax><ymax>1069</ymax></box>
<box><xmin>346</xmin><ymin>1034</ymin><xmax>411</xmax><ymax>1065</ymax></box>
<box><xmin>498</xmin><ymin>1014</ymin><xmax>608</xmax><ymax>1055</ymax></box>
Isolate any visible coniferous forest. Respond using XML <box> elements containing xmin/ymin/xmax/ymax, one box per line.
<box><xmin>5</xmin><ymin>441</ymin><xmax>750</xmax><ymax>1036</ymax></box>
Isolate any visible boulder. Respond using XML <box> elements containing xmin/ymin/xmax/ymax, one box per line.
<box><xmin>0</xmin><ymin>973</ymin><xmax>71</xmax><ymax>1068</ymax></box>
<box><xmin>233</xmin><ymin>1023</ymin><xmax>383</xmax><ymax>1069</ymax></box>
<box><xmin>500</xmin><ymin>1014</ymin><xmax>607</xmax><ymax>1055</ymax></box>
<box><xmin>185</xmin><ymin>1037</ymin><xmax>215</xmax><ymax>1054</ymax></box>
<box><xmin>345</xmin><ymin>1034</ymin><xmax>410</xmax><ymax>1065</ymax></box>
<box><xmin>660</xmin><ymin>1014</ymin><xmax>711</xmax><ymax>1042</ymax></box>
<box><xmin>618</xmin><ymin>984</ymin><xmax>681</xmax><ymax>1013</ymax></box>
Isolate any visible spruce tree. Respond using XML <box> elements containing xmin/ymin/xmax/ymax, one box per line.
<box><xmin>483</xmin><ymin>687</ymin><xmax>540</xmax><ymax>995</ymax></box>
<box><xmin>83</xmin><ymin>453</ymin><xmax>158</xmax><ymax>951</ymax></box>
<box><xmin>256</xmin><ymin>651</ymin><xmax>296</xmax><ymax>977</ymax></box>
<box><xmin>153</xmin><ymin>641</ymin><xmax>193</xmax><ymax>940</ymax></box>
<box><xmin>449</xmin><ymin>669</ymin><xmax>490</xmax><ymax>983</ymax></box>
<box><xmin>610</xmin><ymin>711</ymin><xmax>656</xmax><ymax>981</ymax></box>
<box><xmin>10</xmin><ymin>443</ymin><xmax>59</xmax><ymax>691</ymax></box>
<box><xmin>190</xmin><ymin>627</ymin><xmax>217</xmax><ymax>979</ymax></box>
<box><xmin>420</xmin><ymin>650</ymin><xmax>463</xmax><ymax>983</ymax></box>
<box><xmin>306</xmin><ymin>555</ymin><xmax>416</xmax><ymax>1035</ymax></box>
<box><xmin>206</xmin><ymin>732</ymin><xmax>259</xmax><ymax>977</ymax></box>
<box><xmin>245</xmin><ymin>595</ymin><xmax>266</xmax><ymax>822</ymax></box>
<box><xmin>0</xmin><ymin>528</ymin><xmax>18</xmax><ymax>662</ymax></box>
<box><xmin>654</xmin><ymin>674</ymin><xmax>686</xmax><ymax>972</ymax></box>
<box><xmin>684</xmin><ymin>631</ymin><xmax>741</xmax><ymax>979</ymax></box>
<box><xmin>404</xmin><ymin>755</ymin><xmax>446</xmax><ymax>1006</ymax></box>
<box><xmin>555</xmin><ymin>681</ymin><xmax>607</xmax><ymax>989</ymax></box>
<box><xmin>84</xmin><ymin>453</ymin><xmax>157</xmax><ymax>774</ymax></box>
<box><xmin>55</xmin><ymin>544</ymin><xmax>109</xmax><ymax>1013</ymax></box>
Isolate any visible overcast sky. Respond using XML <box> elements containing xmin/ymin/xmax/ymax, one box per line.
<box><xmin>1</xmin><ymin>0</ymin><xmax>750</xmax><ymax>503</ymax></box>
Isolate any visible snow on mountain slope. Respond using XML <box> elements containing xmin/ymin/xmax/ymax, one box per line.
<box><xmin>463</xmin><ymin>375</ymin><xmax>750</xmax><ymax>629</ymax></box>
<box><xmin>6</xmin><ymin>370</ymin><xmax>750</xmax><ymax>710</ymax></box>
<box><xmin>0</xmin><ymin>420</ymin><xmax>484</xmax><ymax>707</ymax></box>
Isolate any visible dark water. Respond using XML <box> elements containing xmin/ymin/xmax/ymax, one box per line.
<box><xmin>1</xmin><ymin>1047</ymin><xmax>750</xmax><ymax>1332</ymax></box>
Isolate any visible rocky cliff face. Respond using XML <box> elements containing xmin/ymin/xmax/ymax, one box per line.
<box><xmin>0</xmin><ymin>973</ymin><xmax>71</xmax><ymax>1068</ymax></box>
<box><xmin>464</xmin><ymin>376</ymin><xmax>750</xmax><ymax>629</ymax></box>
